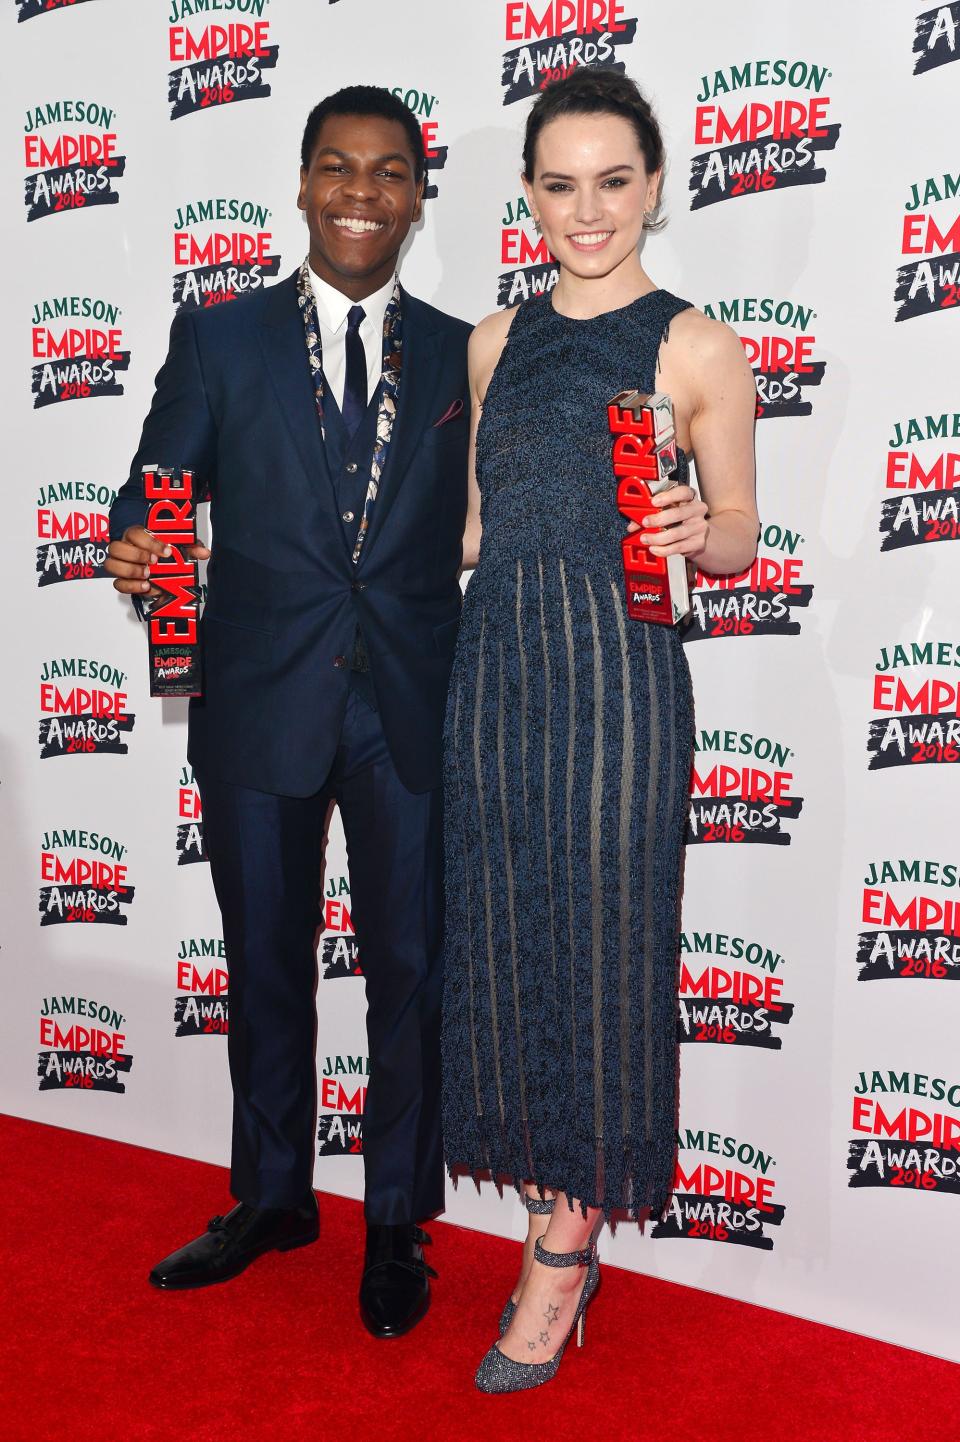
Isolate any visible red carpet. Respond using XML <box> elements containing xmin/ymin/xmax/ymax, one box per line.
<box><xmin>2</xmin><ymin>1114</ymin><xmax>958</xmax><ymax>1442</ymax></box>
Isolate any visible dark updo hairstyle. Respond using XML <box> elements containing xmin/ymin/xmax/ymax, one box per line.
<box><xmin>522</xmin><ymin>68</ymin><xmax>667</xmax><ymax>231</ymax></box>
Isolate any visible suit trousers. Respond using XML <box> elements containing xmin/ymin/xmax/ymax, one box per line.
<box><xmin>195</xmin><ymin>687</ymin><xmax>445</xmax><ymax>1223</ymax></box>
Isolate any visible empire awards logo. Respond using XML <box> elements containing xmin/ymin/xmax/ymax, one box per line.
<box><xmin>36</xmin><ymin>479</ymin><xmax>114</xmax><ymax>586</ymax></box>
<box><xmin>690</xmin><ymin>59</ymin><xmax>840</xmax><ymax>209</ymax></box>
<box><xmin>168</xmin><ymin>0</ymin><xmax>279</xmax><ymax>121</ymax></box>
<box><xmin>321</xmin><ymin>874</ymin><xmax>361</xmax><ymax>979</ymax></box>
<box><xmin>913</xmin><ymin>5</ymin><xmax>960</xmax><ymax>75</ymax></box>
<box><xmin>30</xmin><ymin>295</ymin><xmax>129</xmax><ymax>408</ymax></box>
<box><xmin>17</xmin><ymin>0</ymin><xmax>97</xmax><ymax>20</ymax></box>
<box><xmin>38</xmin><ymin>994</ymin><xmax>132</xmax><ymax>1093</ymax></box>
<box><xmin>317</xmin><ymin>1054</ymin><xmax>367</xmax><ymax>1156</ymax></box>
<box><xmin>501</xmin><ymin>1</ymin><xmax>637</xmax><ymax>105</ymax></box>
<box><xmin>24</xmin><ymin>99</ymin><xmax>125</xmax><ymax>221</ymax></box>
<box><xmin>172</xmin><ymin>197</ymin><xmax>280</xmax><ymax>311</ymax></box>
<box><xmin>678</xmin><ymin>929</ymin><xmax>794</xmax><ymax>1049</ymax></box>
<box><xmin>848</xmin><ymin>1069</ymin><xmax>960</xmax><ymax>1196</ymax></box>
<box><xmin>881</xmin><ymin>411</ymin><xmax>960</xmax><ymax>550</ymax></box>
<box><xmin>687</xmin><ymin>727</ymin><xmax>803</xmax><ymax>846</ymax></box>
<box><xmin>857</xmin><ymin>859</ymin><xmax>960</xmax><ymax>982</ymax></box>
<box><xmin>498</xmin><ymin>193</ymin><xmax>557</xmax><ymax>307</ymax></box>
<box><xmin>39</xmin><ymin>828</ymin><xmax>134</xmax><ymax>926</ymax></box>
<box><xmin>896</xmin><ymin>171</ymin><xmax>960</xmax><ymax>320</ymax></box>
<box><xmin>392</xmin><ymin>87</ymin><xmax>448</xmax><ymax>201</ymax></box>
<box><xmin>868</xmin><ymin>641</ymin><xmax>960</xmax><ymax>769</ymax></box>
<box><xmin>177</xmin><ymin>765</ymin><xmax>207</xmax><ymax>864</ymax></box>
<box><xmin>686</xmin><ymin>520</ymin><xmax>813</xmax><ymax>641</ymax></box>
<box><xmin>38</xmin><ymin>657</ymin><xmax>134</xmax><ymax>759</ymax></box>
<box><xmin>701</xmin><ymin>296</ymin><xmax>826</xmax><ymax>420</ymax></box>
<box><xmin>652</xmin><ymin>1127</ymin><xmax>785</xmax><ymax>1249</ymax></box>
<box><xmin>175</xmin><ymin>937</ymin><xmax>229</xmax><ymax>1036</ymax></box>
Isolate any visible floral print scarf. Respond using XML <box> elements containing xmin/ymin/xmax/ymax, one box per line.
<box><xmin>296</xmin><ymin>258</ymin><xmax>403</xmax><ymax>564</ymax></box>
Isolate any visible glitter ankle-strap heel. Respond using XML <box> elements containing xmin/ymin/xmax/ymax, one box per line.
<box><xmin>498</xmin><ymin>1191</ymin><xmax>556</xmax><ymax>1337</ymax></box>
<box><xmin>477</xmin><ymin>1237</ymin><xmax>600</xmax><ymax>1394</ymax></box>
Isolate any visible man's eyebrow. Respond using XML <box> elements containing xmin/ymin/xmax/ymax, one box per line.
<box><xmin>539</xmin><ymin>164</ymin><xmax>635</xmax><ymax>180</ymax></box>
<box><xmin>314</xmin><ymin>146</ymin><xmax>411</xmax><ymax>167</ymax></box>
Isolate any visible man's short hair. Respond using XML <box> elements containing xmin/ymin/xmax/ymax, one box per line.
<box><xmin>301</xmin><ymin>85</ymin><xmax>425</xmax><ymax>185</ymax></box>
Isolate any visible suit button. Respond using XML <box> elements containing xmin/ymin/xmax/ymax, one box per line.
<box><xmin>333</xmin><ymin>655</ymin><xmax>347</xmax><ymax>669</ymax></box>
<box><xmin>345</xmin><ymin>461</ymin><xmax>358</xmax><ymax>474</ymax></box>
<box><xmin>342</xmin><ymin>510</ymin><xmax>355</xmax><ymax>522</ymax></box>
<box><xmin>351</xmin><ymin>581</ymin><xmax>365</xmax><ymax>593</ymax></box>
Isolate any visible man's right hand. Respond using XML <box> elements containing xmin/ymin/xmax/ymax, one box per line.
<box><xmin>106</xmin><ymin>525</ymin><xmax>211</xmax><ymax>599</ymax></box>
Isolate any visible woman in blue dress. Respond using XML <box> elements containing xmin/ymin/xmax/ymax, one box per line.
<box><xmin>442</xmin><ymin>68</ymin><xmax>759</xmax><ymax>1392</ymax></box>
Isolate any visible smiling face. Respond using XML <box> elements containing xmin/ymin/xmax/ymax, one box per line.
<box><xmin>523</xmin><ymin>111</ymin><xmax>660</xmax><ymax>283</ymax></box>
<box><xmin>298</xmin><ymin>112</ymin><xmax>424</xmax><ymax>300</ymax></box>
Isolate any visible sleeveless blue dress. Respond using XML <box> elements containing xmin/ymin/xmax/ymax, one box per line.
<box><xmin>441</xmin><ymin>290</ymin><xmax>695</xmax><ymax>1219</ymax></box>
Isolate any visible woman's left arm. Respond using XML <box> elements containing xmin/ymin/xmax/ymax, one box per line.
<box><xmin>638</xmin><ymin>320</ymin><xmax>759</xmax><ymax>578</ymax></box>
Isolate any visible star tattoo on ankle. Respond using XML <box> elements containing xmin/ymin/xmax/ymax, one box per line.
<box><xmin>538</xmin><ymin>1329</ymin><xmax>550</xmax><ymax>1345</ymax></box>
<box><xmin>544</xmin><ymin>1302</ymin><xmax>560</xmax><ymax>1323</ymax></box>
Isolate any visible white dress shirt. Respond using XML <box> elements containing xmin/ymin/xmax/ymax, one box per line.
<box><xmin>306</xmin><ymin>261</ymin><xmax>395</xmax><ymax>413</ymax></box>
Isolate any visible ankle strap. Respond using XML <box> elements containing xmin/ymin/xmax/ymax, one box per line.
<box><xmin>534</xmin><ymin>1237</ymin><xmax>594</xmax><ymax>1268</ymax></box>
<box><xmin>522</xmin><ymin>1192</ymin><xmax>556</xmax><ymax>1215</ymax></box>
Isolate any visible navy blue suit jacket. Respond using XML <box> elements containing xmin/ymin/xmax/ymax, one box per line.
<box><xmin>111</xmin><ymin>271</ymin><xmax>471</xmax><ymax>796</ymax></box>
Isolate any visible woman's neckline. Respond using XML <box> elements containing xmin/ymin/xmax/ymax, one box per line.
<box><xmin>548</xmin><ymin>287</ymin><xmax>663</xmax><ymax>322</ymax></box>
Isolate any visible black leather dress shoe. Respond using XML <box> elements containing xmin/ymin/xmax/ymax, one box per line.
<box><xmin>359</xmin><ymin>1223</ymin><xmax>437</xmax><ymax>1338</ymax></box>
<box><xmin>149</xmin><ymin>1194</ymin><xmax>319</xmax><ymax>1290</ymax></box>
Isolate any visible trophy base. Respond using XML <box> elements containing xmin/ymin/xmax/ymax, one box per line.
<box><xmin>149</xmin><ymin>643</ymin><xmax>202</xmax><ymax>698</ymax></box>
<box><xmin>624</xmin><ymin>554</ymin><xmax>691</xmax><ymax>627</ymax></box>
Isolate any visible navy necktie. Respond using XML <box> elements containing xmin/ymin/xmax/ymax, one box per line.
<box><xmin>341</xmin><ymin>303</ymin><xmax>367</xmax><ymax>438</ymax></box>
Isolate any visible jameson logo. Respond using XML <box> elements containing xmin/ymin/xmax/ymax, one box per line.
<box><xmin>881</xmin><ymin>412</ymin><xmax>960</xmax><ymax>550</ymax></box>
<box><xmin>652</xmin><ymin>1129</ymin><xmax>784</xmax><ymax>1249</ymax></box>
<box><xmin>858</xmin><ymin>859</ymin><xmax>960</xmax><ymax>983</ymax></box>
<box><xmin>175</xmin><ymin>937</ymin><xmax>228</xmax><ymax>1036</ymax></box>
<box><xmin>849</xmin><ymin>1069</ymin><xmax>960</xmax><ymax>1196</ymax></box>
<box><xmin>914</xmin><ymin>4</ymin><xmax>960</xmax><ymax>74</ymax></box>
<box><xmin>687</xmin><ymin>521</ymin><xmax>812</xmax><ymax>641</ymax></box>
<box><xmin>501</xmin><ymin>1</ymin><xmax>637</xmax><ymax>105</ymax></box>
<box><xmin>691</xmin><ymin>60</ymin><xmax>840</xmax><ymax>209</ymax></box>
<box><xmin>37</xmin><ymin>995</ymin><xmax>132</xmax><ymax>1093</ymax></box>
<box><xmin>39</xmin><ymin>828</ymin><xmax>134</xmax><ymax>926</ymax></box>
<box><xmin>321</xmin><ymin>875</ymin><xmax>361</xmax><ymax>979</ymax></box>
<box><xmin>18</xmin><ymin>0</ymin><xmax>97</xmax><ymax>19</ymax></box>
<box><xmin>317</xmin><ymin>1054</ymin><xmax>367</xmax><ymax>1155</ymax></box>
<box><xmin>38</xmin><ymin>657</ymin><xmax>134</xmax><ymax>759</ymax></box>
<box><xmin>896</xmin><ymin>172</ymin><xmax>960</xmax><ymax>320</ymax></box>
<box><xmin>687</xmin><ymin>728</ymin><xmax>802</xmax><ymax>846</ymax></box>
<box><xmin>868</xmin><ymin>641</ymin><xmax>960</xmax><ymax>769</ymax></box>
<box><xmin>392</xmin><ymin>87</ymin><xmax>447</xmax><ymax>201</ymax></box>
<box><xmin>177</xmin><ymin>765</ymin><xmax>207</xmax><ymax>864</ymax></box>
<box><xmin>36</xmin><ymin>480</ymin><xmax>114</xmax><ymax>586</ymax></box>
<box><xmin>678</xmin><ymin>931</ymin><xmax>793</xmax><ymax>1049</ymax></box>
<box><xmin>24</xmin><ymin>99</ymin><xmax>125</xmax><ymax>221</ymax></box>
<box><xmin>168</xmin><ymin>0</ymin><xmax>279</xmax><ymax>121</ymax></box>
<box><xmin>173</xmin><ymin>197</ymin><xmax>279</xmax><ymax>311</ymax></box>
<box><xmin>498</xmin><ymin>193</ymin><xmax>557</xmax><ymax>307</ymax></box>
<box><xmin>31</xmin><ymin>296</ymin><xmax>129</xmax><ymax>409</ymax></box>
<box><xmin>702</xmin><ymin>297</ymin><xmax>825</xmax><ymax>420</ymax></box>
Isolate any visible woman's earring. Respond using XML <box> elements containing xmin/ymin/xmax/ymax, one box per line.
<box><xmin>533</xmin><ymin>215</ymin><xmax>542</xmax><ymax>233</ymax></box>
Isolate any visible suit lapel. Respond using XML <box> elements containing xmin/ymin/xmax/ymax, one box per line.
<box><xmin>358</xmin><ymin>290</ymin><xmax>442</xmax><ymax>566</ymax></box>
<box><xmin>257</xmin><ymin>273</ymin><xmax>334</xmax><ymax>495</ymax></box>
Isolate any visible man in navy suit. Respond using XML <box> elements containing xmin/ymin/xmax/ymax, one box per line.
<box><xmin>106</xmin><ymin>86</ymin><xmax>470</xmax><ymax>1337</ymax></box>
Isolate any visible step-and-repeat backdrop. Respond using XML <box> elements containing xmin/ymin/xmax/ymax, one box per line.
<box><xmin>1</xmin><ymin>0</ymin><xmax>957</xmax><ymax>1364</ymax></box>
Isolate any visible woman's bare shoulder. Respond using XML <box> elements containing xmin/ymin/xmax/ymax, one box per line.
<box><xmin>667</xmin><ymin>304</ymin><xmax>747</xmax><ymax>369</ymax></box>
<box><xmin>469</xmin><ymin>306</ymin><xmax>520</xmax><ymax>399</ymax></box>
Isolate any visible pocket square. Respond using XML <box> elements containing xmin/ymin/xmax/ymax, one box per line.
<box><xmin>432</xmin><ymin>398</ymin><xmax>464</xmax><ymax>428</ymax></box>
